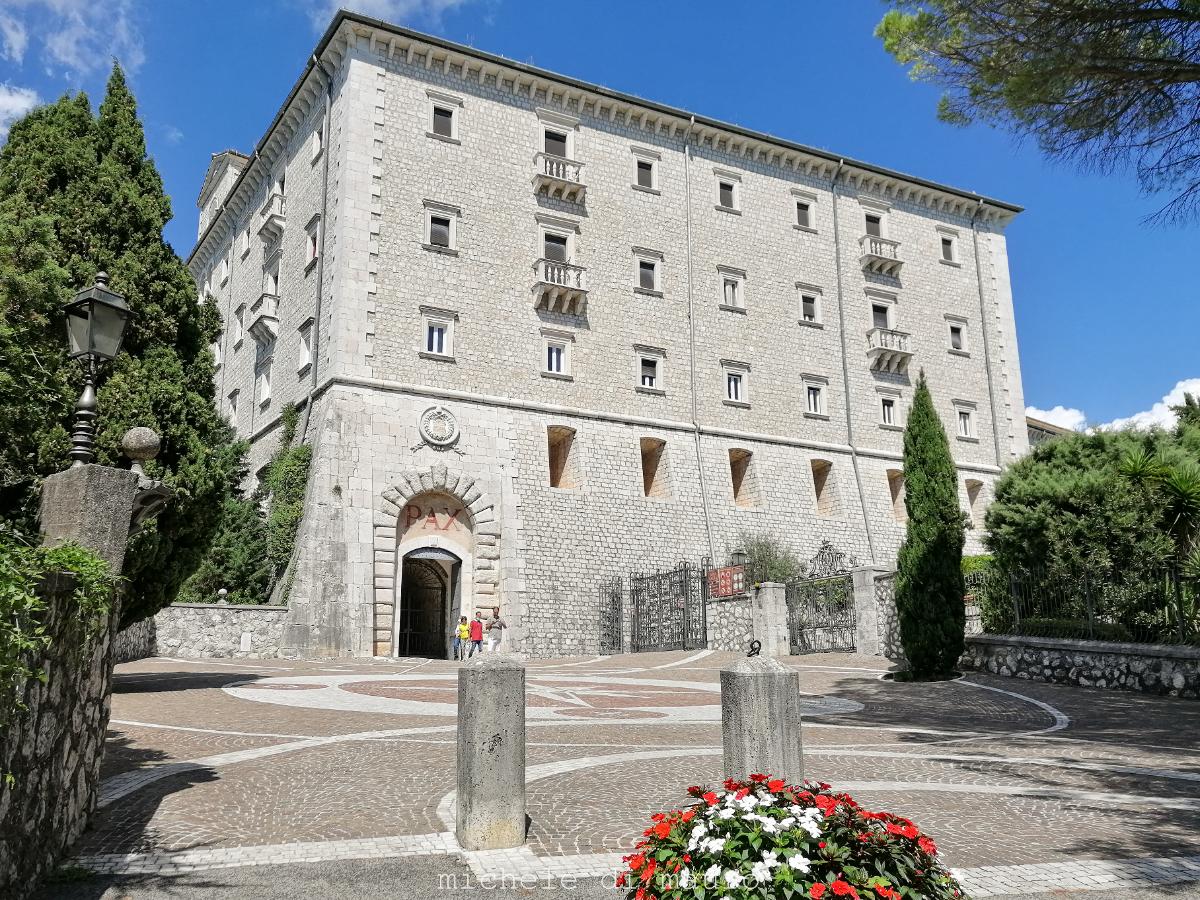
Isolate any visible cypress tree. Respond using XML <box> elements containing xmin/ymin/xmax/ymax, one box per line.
<box><xmin>895</xmin><ymin>371</ymin><xmax>966</xmax><ymax>678</ymax></box>
<box><xmin>0</xmin><ymin>66</ymin><xmax>243</xmax><ymax>627</ymax></box>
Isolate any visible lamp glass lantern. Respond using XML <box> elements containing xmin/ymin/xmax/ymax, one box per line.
<box><xmin>730</xmin><ymin>548</ymin><xmax>749</xmax><ymax>568</ymax></box>
<box><xmin>65</xmin><ymin>272</ymin><xmax>132</xmax><ymax>363</ymax></box>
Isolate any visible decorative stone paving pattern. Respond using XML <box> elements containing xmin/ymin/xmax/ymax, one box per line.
<box><xmin>954</xmin><ymin>855</ymin><xmax>1200</xmax><ymax>897</ymax></box>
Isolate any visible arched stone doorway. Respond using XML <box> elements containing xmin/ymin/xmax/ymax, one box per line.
<box><xmin>373</xmin><ymin>464</ymin><xmax>500</xmax><ymax>658</ymax></box>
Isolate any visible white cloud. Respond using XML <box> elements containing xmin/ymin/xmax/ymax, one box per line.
<box><xmin>306</xmin><ymin>0</ymin><xmax>477</xmax><ymax>29</ymax></box>
<box><xmin>1026</xmin><ymin>405</ymin><xmax>1087</xmax><ymax>432</ymax></box>
<box><xmin>1</xmin><ymin>0</ymin><xmax>144</xmax><ymax>78</ymax></box>
<box><xmin>162</xmin><ymin>124</ymin><xmax>183</xmax><ymax>145</ymax></box>
<box><xmin>1101</xmin><ymin>378</ymin><xmax>1200</xmax><ymax>431</ymax></box>
<box><xmin>0</xmin><ymin>82</ymin><xmax>40</xmax><ymax>141</ymax></box>
<box><xmin>0</xmin><ymin>11</ymin><xmax>29</xmax><ymax>62</ymax></box>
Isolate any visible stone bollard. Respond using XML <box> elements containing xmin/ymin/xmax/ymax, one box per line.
<box><xmin>751</xmin><ymin>582</ymin><xmax>791</xmax><ymax>657</ymax></box>
<box><xmin>457</xmin><ymin>653</ymin><xmax>526</xmax><ymax>850</ymax></box>
<box><xmin>721</xmin><ymin>656</ymin><xmax>804</xmax><ymax>783</ymax></box>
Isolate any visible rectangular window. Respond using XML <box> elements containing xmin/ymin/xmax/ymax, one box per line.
<box><xmin>264</xmin><ymin>259</ymin><xmax>280</xmax><ymax>296</ymax></box>
<box><xmin>311</xmin><ymin>126</ymin><xmax>324</xmax><ymax>162</ymax></box>
<box><xmin>227</xmin><ymin>390</ymin><xmax>238</xmax><ymax>418</ymax></box>
<box><xmin>726</xmin><ymin>371</ymin><xmax>743</xmax><ymax>402</ymax></box>
<box><xmin>806</xmin><ymin>384</ymin><xmax>824</xmax><ymax>415</ymax></box>
<box><xmin>636</xmin><ymin>159</ymin><xmax>654</xmax><ymax>189</ymax></box>
<box><xmin>305</xmin><ymin>218</ymin><xmax>320</xmax><ymax>266</ymax></box>
<box><xmin>881</xmin><ymin>396</ymin><xmax>896</xmax><ymax>426</ymax></box>
<box><xmin>638</xmin><ymin>259</ymin><xmax>657</xmax><ymax>291</ymax></box>
<box><xmin>543</xmin><ymin>232</ymin><xmax>568</xmax><ymax>262</ymax></box>
<box><xmin>233</xmin><ymin>305</ymin><xmax>245</xmax><ymax>345</ymax></box>
<box><xmin>941</xmin><ymin>236</ymin><xmax>955</xmax><ymax>262</ymax></box>
<box><xmin>220</xmin><ymin>255</ymin><xmax>230</xmax><ymax>284</ymax></box>
<box><xmin>640</xmin><ymin>357</ymin><xmax>658</xmax><ymax>388</ymax></box>
<box><xmin>429</xmin><ymin>215</ymin><xmax>451</xmax><ymax>248</ymax></box>
<box><xmin>426</xmin><ymin>322</ymin><xmax>447</xmax><ymax>355</ymax></box>
<box><xmin>949</xmin><ymin>324</ymin><xmax>964</xmax><ymax>351</ymax></box>
<box><xmin>865</xmin><ymin>213</ymin><xmax>882</xmax><ymax>237</ymax></box>
<box><xmin>240</xmin><ymin>227</ymin><xmax>251</xmax><ymax>256</ymax></box>
<box><xmin>544</xmin><ymin>129</ymin><xmax>568</xmax><ymax>158</ymax></box>
<box><xmin>257</xmin><ymin>360</ymin><xmax>272</xmax><ymax>406</ymax></box>
<box><xmin>801</xmin><ymin>294</ymin><xmax>819</xmax><ymax>323</ymax></box>
<box><xmin>723</xmin><ymin>278</ymin><xmax>740</xmax><ymax>308</ymax></box>
<box><xmin>958</xmin><ymin>409</ymin><xmax>974</xmax><ymax>438</ymax></box>
<box><xmin>718</xmin><ymin>181</ymin><xmax>735</xmax><ymax>209</ymax></box>
<box><xmin>432</xmin><ymin>106</ymin><xmax>454</xmax><ymax>138</ymax></box>
<box><xmin>872</xmin><ymin>304</ymin><xmax>890</xmax><ymax>330</ymax></box>
<box><xmin>299</xmin><ymin>320</ymin><xmax>313</xmax><ymax>370</ymax></box>
<box><xmin>796</xmin><ymin>201</ymin><xmax>811</xmax><ymax>229</ymax></box>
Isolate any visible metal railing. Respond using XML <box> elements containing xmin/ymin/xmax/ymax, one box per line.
<box><xmin>971</xmin><ymin>565</ymin><xmax>1197</xmax><ymax>646</ymax></box>
<box><xmin>866</xmin><ymin>327</ymin><xmax>911</xmax><ymax>352</ymax></box>
<box><xmin>535</xmin><ymin>258</ymin><xmax>586</xmax><ymax>291</ymax></box>
<box><xmin>535</xmin><ymin>152</ymin><xmax>584</xmax><ymax>184</ymax></box>
<box><xmin>859</xmin><ymin>234</ymin><xmax>900</xmax><ymax>260</ymax></box>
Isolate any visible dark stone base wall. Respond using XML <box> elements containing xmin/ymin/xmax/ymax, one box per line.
<box><xmin>963</xmin><ymin>634</ymin><xmax>1200</xmax><ymax>699</ymax></box>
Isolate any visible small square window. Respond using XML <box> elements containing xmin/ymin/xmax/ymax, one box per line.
<box><xmin>421</xmin><ymin>306</ymin><xmax>457</xmax><ymax>359</ymax></box>
<box><xmin>881</xmin><ymin>397</ymin><xmax>896</xmax><ymax>426</ymax></box>
<box><xmin>796</xmin><ymin>201</ymin><xmax>811</xmax><ymax>229</ymax></box>
<box><xmin>429</xmin><ymin>215</ymin><xmax>451</xmax><ymax>248</ymax></box>
<box><xmin>636</xmin><ymin>159</ymin><xmax>654</xmax><ymax>189</ymax></box>
<box><xmin>639</xmin><ymin>260</ymin><xmax>657</xmax><ymax>291</ymax></box>
<box><xmin>722</xmin><ymin>363</ymin><xmax>750</xmax><ymax>405</ymax></box>
<box><xmin>544</xmin><ymin>129</ymin><xmax>568</xmax><ymax>158</ymax></box>
<box><xmin>543</xmin><ymin>232</ymin><xmax>568</xmax><ymax>262</ymax></box>
<box><xmin>432</xmin><ymin>106</ymin><xmax>454</xmax><ymax>138</ymax></box>
<box><xmin>719</xmin><ymin>269</ymin><xmax>746</xmax><ymax>311</ymax></box>
<box><xmin>719</xmin><ymin>181</ymin><xmax>736</xmax><ymax>209</ymax></box>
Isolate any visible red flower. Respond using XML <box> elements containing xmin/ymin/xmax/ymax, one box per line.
<box><xmin>635</xmin><ymin>888</ymin><xmax>645</xmax><ymax>900</ymax></box>
<box><xmin>682</xmin><ymin>809</ymin><xmax>695</xmax><ymax>822</ymax></box>
<box><xmin>750</xmin><ymin>773</ymin><xmax>768</xmax><ymax>783</ymax></box>
<box><xmin>735</xmin><ymin>787</ymin><xmax>750</xmax><ymax>800</ymax></box>
<box><xmin>877</xmin><ymin>888</ymin><xmax>900</xmax><ymax>900</ymax></box>
<box><xmin>818</xmin><ymin>841</ymin><xmax>827</xmax><ymax>849</ymax></box>
<box><xmin>653</xmin><ymin>822</ymin><xmax>671</xmax><ymax>839</ymax></box>
<box><xmin>810</xmin><ymin>884</ymin><xmax>827</xmax><ymax>899</ymax></box>
<box><xmin>683</xmin><ymin>854</ymin><xmax>691</xmax><ymax>863</ymax></box>
<box><xmin>900</xmin><ymin>825</ymin><xmax>919</xmax><ymax>839</ymax></box>
<box><xmin>918</xmin><ymin>836</ymin><xmax>938</xmax><ymax>855</ymax></box>
<box><xmin>768</xmin><ymin>778</ymin><xmax>786</xmax><ymax>792</ymax></box>
<box><xmin>831</xmin><ymin>879</ymin><xmax>857</xmax><ymax>897</ymax></box>
<box><xmin>616</xmin><ymin>874</ymin><xmax>626</xmax><ymax>887</ymax></box>
<box><xmin>628</xmin><ymin>853</ymin><xmax>645</xmax><ymax>872</ymax></box>
<box><xmin>885</xmin><ymin>823</ymin><xmax>902</xmax><ymax>836</ymax></box>
<box><xmin>702</xmin><ymin>791</ymin><xmax>719</xmax><ymax>806</ymax></box>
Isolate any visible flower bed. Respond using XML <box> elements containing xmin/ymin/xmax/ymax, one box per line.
<box><xmin>619</xmin><ymin>776</ymin><xmax>965</xmax><ymax>899</ymax></box>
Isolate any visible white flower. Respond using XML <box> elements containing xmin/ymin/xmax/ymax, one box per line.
<box><xmin>679</xmin><ymin>868</ymin><xmax>692</xmax><ymax>889</ymax></box>
<box><xmin>750</xmin><ymin>861</ymin><xmax>773</xmax><ymax>883</ymax></box>
<box><xmin>737</xmin><ymin>794</ymin><xmax>762</xmax><ymax>812</ymax></box>
<box><xmin>779</xmin><ymin>816</ymin><xmax>796</xmax><ymax>829</ymax></box>
<box><xmin>801</xmin><ymin>819</ymin><xmax>822</xmax><ymax>839</ymax></box>
<box><xmin>704</xmin><ymin>864</ymin><xmax>722</xmax><ymax>882</ymax></box>
<box><xmin>716</xmin><ymin>807</ymin><xmax>735</xmax><ymax>820</ymax></box>
<box><xmin>724</xmin><ymin>870</ymin><xmax>744</xmax><ymax>888</ymax></box>
<box><xmin>787</xmin><ymin>853</ymin><xmax>812</xmax><ymax>874</ymax></box>
<box><xmin>762</xmin><ymin>851</ymin><xmax>779</xmax><ymax>867</ymax></box>
<box><xmin>705</xmin><ymin>837</ymin><xmax>726</xmax><ymax>854</ymax></box>
<box><xmin>789</xmin><ymin>804</ymin><xmax>806</xmax><ymax>817</ymax></box>
<box><xmin>761</xmin><ymin>818</ymin><xmax>780</xmax><ymax>834</ymax></box>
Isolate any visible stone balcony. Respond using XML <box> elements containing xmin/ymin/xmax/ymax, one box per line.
<box><xmin>533</xmin><ymin>258</ymin><xmax>588</xmax><ymax>315</ymax></box>
<box><xmin>258</xmin><ymin>192</ymin><xmax>286</xmax><ymax>242</ymax></box>
<box><xmin>532</xmin><ymin>153</ymin><xmax>586</xmax><ymax>203</ymax></box>
<box><xmin>858</xmin><ymin>235</ymin><xmax>903</xmax><ymax>277</ymax></box>
<box><xmin>866</xmin><ymin>327</ymin><xmax>913</xmax><ymax>374</ymax></box>
<box><xmin>248</xmin><ymin>292</ymin><xmax>279</xmax><ymax>343</ymax></box>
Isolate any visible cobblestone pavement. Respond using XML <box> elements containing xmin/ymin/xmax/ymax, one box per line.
<box><xmin>58</xmin><ymin>650</ymin><xmax>1200</xmax><ymax>898</ymax></box>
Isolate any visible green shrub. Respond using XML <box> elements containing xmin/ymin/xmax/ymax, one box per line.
<box><xmin>732</xmin><ymin>531</ymin><xmax>805</xmax><ymax>583</ymax></box>
<box><xmin>962</xmin><ymin>554</ymin><xmax>992</xmax><ymax>575</ymax></box>
<box><xmin>1018</xmin><ymin>617</ymin><xmax>1132</xmax><ymax>642</ymax></box>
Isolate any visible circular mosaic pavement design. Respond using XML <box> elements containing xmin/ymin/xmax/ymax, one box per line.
<box><xmin>224</xmin><ymin>673</ymin><xmax>864</xmax><ymax>723</ymax></box>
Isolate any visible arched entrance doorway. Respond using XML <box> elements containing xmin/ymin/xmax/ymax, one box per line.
<box><xmin>392</xmin><ymin>490</ymin><xmax>475</xmax><ymax>659</ymax></box>
<box><xmin>396</xmin><ymin>550</ymin><xmax>457</xmax><ymax>658</ymax></box>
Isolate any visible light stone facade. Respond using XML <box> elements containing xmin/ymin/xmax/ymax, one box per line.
<box><xmin>188</xmin><ymin>12</ymin><xmax>1028</xmax><ymax>659</ymax></box>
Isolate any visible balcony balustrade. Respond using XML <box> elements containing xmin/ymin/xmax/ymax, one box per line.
<box><xmin>258</xmin><ymin>191</ymin><xmax>287</xmax><ymax>242</ymax></box>
<box><xmin>866</xmin><ymin>327</ymin><xmax>913</xmax><ymax>374</ymax></box>
<box><xmin>533</xmin><ymin>258</ymin><xmax>588</xmax><ymax>315</ymax></box>
<box><xmin>858</xmin><ymin>234</ymin><xmax>903</xmax><ymax>277</ymax></box>
<box><xmin>532</xmin><ymin>152</ymin><xmax>586</xmax><ymax>203</ymax></box>
<box><xmin>248</xmin><ymin>292</ymin><xmax>280</xmax><ymax>343</ymax></box>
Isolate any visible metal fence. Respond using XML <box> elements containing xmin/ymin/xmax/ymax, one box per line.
<box><xmin>972</xmin><ymin>565</ymin><xmax>1198</xmax><ymax>646</ymax></box>
<box><xmin>628</xmin><ymin>560</ymin><xmax>708</xmax><ymax>653</ymax></box>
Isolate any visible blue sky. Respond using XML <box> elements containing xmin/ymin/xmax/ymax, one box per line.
<box><xmin>1</xmin><ymin>0</ymin><xmax>1195</xmax><ymax>430</ymax></box>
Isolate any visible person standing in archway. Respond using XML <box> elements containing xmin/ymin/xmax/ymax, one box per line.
<box><xmin>487</xmin><ymin>607</ymin><xmax>507</xmax><ymax>652</ymax></box>
<box><xmin>454</xmin><ymin>616</ymin><xmax>470</xmax><ymax>661</ymax></box>
<box><xmin>468</xmin><ymin>613</ymin><xmax>485</xmax><ymax>658</ymax></box>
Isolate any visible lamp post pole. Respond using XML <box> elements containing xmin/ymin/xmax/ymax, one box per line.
<box><xmin>68</xmin><ymin>358</ymin><xmax>99</xmax><ymax>467</ymax></box>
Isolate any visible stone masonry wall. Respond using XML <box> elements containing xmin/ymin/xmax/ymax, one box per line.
<box><xmin>0</xmin><ymin>575</ymin><xmax>117</xmax><ymax>899</ymax></box>
<box><xmin>707</xmin><ymin>597</ymin><xmax>754</xmax><ymax>652</ymax></box>
<box><xmin>962</xmin><ymin>635</ymin><xmax>1200</xmax><ymax>699</ymax></box>
<box><xmin>153</xmin><ymin>604</ymin><xmax>290</xmax><ymax>659</ymax></box>
<box><xmin>113</xmin><ymin>617</ymin><xmax>156</xmax><ymax>663</ymax></box>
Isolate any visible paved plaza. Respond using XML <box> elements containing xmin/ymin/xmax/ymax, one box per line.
<box><xmin>44</xmin><ymin>650</ymin><xmax>1200</xmax><ymax>898</ymax></box>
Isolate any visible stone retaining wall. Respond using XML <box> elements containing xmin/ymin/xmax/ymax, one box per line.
<box><xmin>113</xmin><ymin>617</ymin><xmax>156</xmax><ymax>662</ymax></box>
<box><xmin>963</xmin><ymin>634</ymin><xmax>1200</xmax><ymax>699</ymax></box>
<box><xmin>707</xmin><ymin>597</ymin><xmax>753</xmax><ymax>652</ymax></box>
<box><xmin>152</xmin><ymin>603</ymin><xmax>291</xmax><ymax>659</ymax></box>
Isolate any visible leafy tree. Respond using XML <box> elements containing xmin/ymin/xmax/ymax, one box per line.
<box><xmin>0</xmin><ymin>66</ymin><xmax>242</xmax><ymax>628</ymax></box>
<box><xmin>731</xmin><ymin>531</ymin><xmax>806</xmax><ymax>583</ymax></box>
<box><xmin>876</xmin><ymin>1</ymin><xmax>1200</xmax><ymax>221</ymax></box>
<box><xmin>895</xmin><ymin>373</ymin><xmax>966</xmax><ymax>678</ymax></box>
<box><xmin>1172</xmin><ymin>392</ymin><xmax>1200</xmax><ymax>432</ymax></box>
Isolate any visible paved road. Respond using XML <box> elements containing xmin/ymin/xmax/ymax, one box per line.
<box><xmin>52</xmin><ymin>650</ymin><xmax>1200</xmax><ymax>898</ymax></box>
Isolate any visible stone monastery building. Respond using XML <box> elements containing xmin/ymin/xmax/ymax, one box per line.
<box><xmin>189</xmin><ymin>10</ymin><xmax>1028</xmax><ymax>659</ymax></box>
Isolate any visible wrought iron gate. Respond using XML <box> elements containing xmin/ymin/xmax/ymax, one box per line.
<box><xmin>597</xmin><ymin>577</ymin><xmax>624</xmax><ymax>654</ymax></box>
<box><xmin>786</xmin><ymin>541</ymin><xmax>857</xmax><ymax>654</ymax></box>
<box><xmin>629</xmin><ymin>561</ymin><xmax>708</xmax><ymax>652</ymax></box>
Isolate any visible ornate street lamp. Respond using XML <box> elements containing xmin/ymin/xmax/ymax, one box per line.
<box><xmin>64</xmin><ymin>272</ymin><xmax>133</xmax><ymax>467</ymax></box>
<box><xmin>730</xmin><ymin>548</ymin><xmax>749</xmax><ymax>568</ymax></box>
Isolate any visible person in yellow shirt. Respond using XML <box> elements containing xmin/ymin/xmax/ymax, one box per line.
<box><xmin>453</xmin><ymin>616</ymin><xmax>470</xmax><ymax>661</ymax></box>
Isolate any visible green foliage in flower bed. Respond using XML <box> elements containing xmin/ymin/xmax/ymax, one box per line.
<box><xmin>619</xmin><ymin>776</ymin><xmax>965</xmax><ymax>899</ymax></box>
<box><xmin>0</xmin><ymin>534</ymin><xmax>114</xmax><ymax>725</ymax></box>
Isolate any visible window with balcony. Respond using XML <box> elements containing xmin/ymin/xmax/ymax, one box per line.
<box><xmin>723</xmin><ymin>361</ymin><xmax>750</xmax><ymax>405</ymax></box>
<box><xmin>534</xmin><ymin>215</ymin><xmax>586</xmax><ymax>315</ymax></box>
<box><xmin>640</xmin><ymin>437</ymin><xmax>671</xmax><ymax>499</ymax></box>
<box><xmin>635</xmin><ymin>346</ymin><xmax>665</xmax><ymax>394</ymax></box>
<box><xmin>547</xmin><ymin>425</ymin><xmax>581</xmax><ymax>489</ymax></box>
<box><xmin>803</xmin><ymin>375</ymin><xmax>828</xmax><ymax>418</ymax></box>
<box><xmin>543</xmin><ymin>231</ymin><xmax>568</xmax><ymax>261</ymax></box>
<box><xmin>887</xmin><ymin>469</ymin><xmax>907</xmax><ymax>522</ymax></box>
<box><xmin>729</xmin><ymin>448</ymin><xmax>761</xmax><ymax>508</ymax></box>
<box><xmin>810</xmin><ymin>459</ymin><xmax>840</xmax><ymax>518</ymax></box>
<box><xmin>544</xmin><ymin>128</ymin><xmax>568</xmax><ymax>158</ymax></box>
<box><xmin>872</xmin><ymin>303</ymin><xmax>891</xmax><ymax>330</ymax></box>
<box><xmin>299</xmin><ymin>319</ymin><xmax>313</xmax><ymax>372</ymax></box>
<box><xmin>420</xmin><ymin>306</ymin><xmax>456</xmax><ymax>359</ymax></box>
<box><xmin>541</xmin><ymin>327</ymin><xmax>573</xmax><ymax>379</ymax></box>
<box><xmin>865</xmin><ymin>213</ymin><xmax>883</xmax><ymax>237</ymax></box>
